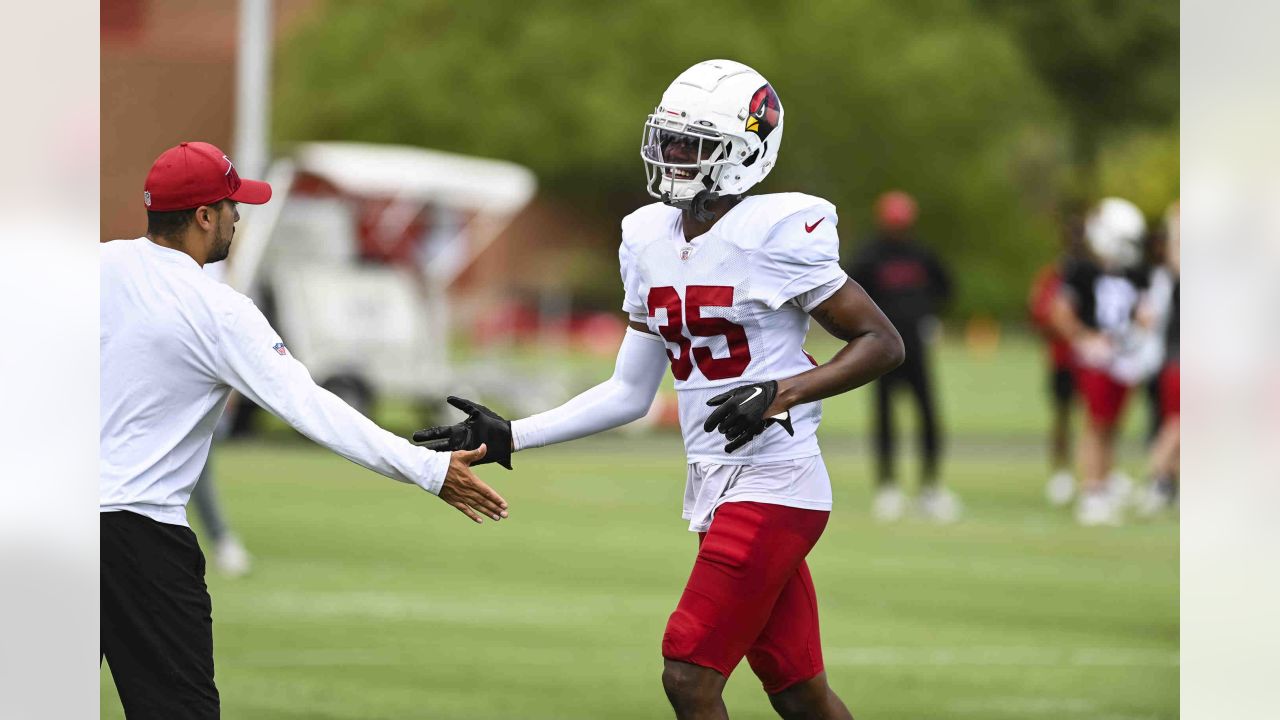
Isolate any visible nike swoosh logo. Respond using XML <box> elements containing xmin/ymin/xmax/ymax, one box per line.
<box><xmin>742</xmin><ymin>387</ymin><xmax>763</xmax><ymax>405</ymax></box>
<box><xmin>805</xmin><ymin>218</ymin><xmax>824</xmax><ymax>233</ymax></box>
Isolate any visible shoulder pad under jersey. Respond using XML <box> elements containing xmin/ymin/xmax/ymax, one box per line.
<box><xmin>620</xmin><ymin>202</ymin><xmax>679</xmax><ymax>256</ymax></box>
<box><xmin>724</xmin><ymin>193</ymin><xmax>838</xmax><ymax>252</ymax></box>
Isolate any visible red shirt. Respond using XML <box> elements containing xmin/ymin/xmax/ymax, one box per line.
<box><xmin>1029</xmin><ymin>264</ymin><xmax>1073</xmax><ymax>368</ymax></box>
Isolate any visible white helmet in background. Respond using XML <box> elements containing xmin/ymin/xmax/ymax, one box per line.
<box><xmin>641</xmin><ymin>59</ymin><xmax>784</xmax><ymax>217</ymax></box>
<box><xmin>1085</xmin><ymin>197</ymin><xmax>1147</xmax><ymax>270</ymax></box>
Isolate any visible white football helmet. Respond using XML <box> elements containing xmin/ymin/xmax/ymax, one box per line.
<box><xmin>1085</xmin><ymin>197</ymin><xmax>1147</xmax><ymax>270</ymax></box>
<box><xmin>641</xmin><ymin>59</ymin><xmax>784</xmax><ymax>212</ymax></box>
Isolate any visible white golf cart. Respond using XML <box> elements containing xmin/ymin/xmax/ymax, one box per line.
<box><xmin>225</xmin><ymin>141</ymin><xmax>565</xmax><ymax>422</ymax></box>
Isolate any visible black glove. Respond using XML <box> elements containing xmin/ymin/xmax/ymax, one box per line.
<box><xmin>702</xmin><ymin>380</ymin><xmax>795</xmax><ymax>453</ymax></box>
<box><xmin>411</xmin><ymin>396</ymin><xmax>513</xmax><ymax>470</ymax></box>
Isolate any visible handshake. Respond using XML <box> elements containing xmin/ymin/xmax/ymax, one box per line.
<box><xmin>414</xmin><ymin>397</ymin><xmax>514</xmax><ymax>525</ymax></box>
<box><xmin>412</xmin><ymin>380</ymin><xmax>795</xmax><ymax>469</ymax></box>
<box><xmin>413</xmin><ymin>397</ymin><xmax>516</xmax><ymax>469</ymax></box>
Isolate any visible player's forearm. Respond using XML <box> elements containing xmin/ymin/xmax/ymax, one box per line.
<box><xmin>772</xmin><ymin>329</ymin><xmax>904</xmax><ymax>413</ymax></box>
<box><xmin>300</xmin><ymin>387</ymin><xmax>450</xmax><ymax>492</ymax></box>
<box><xmin>236</xmin><ymin>374</ymin><xmax>450</xmax><ymax>494</ymax></box>
<box><xmin>218</xmin><ymin>304</ymin><xmax>449</xmax><ymax>493</ymax></box>
<box><xmin>771</xmin><ymin>279</ymin><xmax>905</xmax><ymax>414</ymax></box>
<box><xmin>510</xmin><ymin>328</ymin><xmax>667</xmax><ymax>451</ymax></box>
<box><xmin>510</xmin><ymin>381</ymin><xmax>651</xmax><ymax>451</ymax></box>
<box><xmin>1049</xmin><ymin>295</ymin><xmax>1091</xmax><ymax>342</ymax></box>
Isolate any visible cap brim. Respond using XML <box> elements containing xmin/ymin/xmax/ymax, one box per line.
<box><xmin>228</xmin><ymin>178</ymin><xmax>272</xmax><ymax>205</ymax></box>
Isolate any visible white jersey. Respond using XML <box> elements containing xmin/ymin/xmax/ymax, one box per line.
<box><xmin>619</xmin><ymin>193</ymin><xmax>847</xmax><ymax>466</ymax></box>
<box><xmin>100</xmin><ymin>238</ymin><xmax>449</xmax><ymax>527</ymax></box>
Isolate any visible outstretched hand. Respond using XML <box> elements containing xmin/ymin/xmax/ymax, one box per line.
<box><xmin>412</xmin><ymin>396</ymin><xmax>514</xmax><ymax>469</ymax></box>
<box><xmin>438</xmin><ymin>444</ymin><xmax>509</xmax><ymax>524</ymax></box>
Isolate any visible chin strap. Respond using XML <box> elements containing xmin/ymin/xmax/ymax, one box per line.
<box><xmin>690</xmin><ymin>190</ymin><xmax>721</xmax><ymax>223</ymax></box>
<box><xmin>662</xmin><ymin>189</ymin><xmax>738</xmax><ymax>224</ymax></box>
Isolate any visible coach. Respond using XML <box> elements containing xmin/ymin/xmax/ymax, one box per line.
<box><xmin>847</xmin><ymin>190</ymin><xmax>956</xmax><ymax>522</ymax></box>
<box><xmin>100</xmin><ymin>141</ymin><xmax>508</xmax><ymax>718</ymax></box>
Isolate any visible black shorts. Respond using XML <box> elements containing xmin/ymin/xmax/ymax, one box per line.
<box><xmin>101</xmin><ymin>510</ymin><xmax>219</xmax><ymax>719</ymax></box>
<box><xmin>1050</xmin><ymin>366</ymin><xmax>1075</xmax><ymax>406</ymax></box>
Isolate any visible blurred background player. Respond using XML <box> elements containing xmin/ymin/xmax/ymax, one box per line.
<box><xmin>1028</xmin><ymin>208</ymin><xmax>1085</xmax><ymax>506</ymax></box>
<box><xmin>1138</xmin><ymin>201</ymin><xmax>1180</xmax><ymax>515</ymax></box>
<box><xmin>847</xmin><ymin>191</ymin><xmax>958</xmax><ymax>522</ymax></box>
<box><xmin>1050</xmin><ymin>197</ymin><xmax>1163</xmax><ymax>525</ymax></box>
<box><xmin>189</xmin><ymin>408</ymin><xmax>252</xmax><ymax>576</ymax></box>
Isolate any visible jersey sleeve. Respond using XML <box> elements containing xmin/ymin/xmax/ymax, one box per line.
<box><xmin>755</xmin><ymin>202</ymin><xmax>847</xmax><ymax>310</ymax></box>
<box><xmin>1126</xmin><ymin>265</ymin><xmax>1153</xmax><ymax>291</ymax></box>
<box><xmin>788</xmin><ymin>274</ymin><xmax>847</xmax><ymax>312</ymax></box>
<box><xmin>1058</xmin><ymin>258</ymin><xmax>1095</xmax><ymax>308</ymax></box>
<box><xmin>618</xmin><ymin>226</ymin><xmax>646</xmax><ymax>316</ymax></box>
<box><xmin>213</xmin><ymin>292</ymin><xmax>450</xmax><ymax>494</ymax></box>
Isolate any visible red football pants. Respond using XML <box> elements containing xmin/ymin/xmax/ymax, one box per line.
<box><xmin>662</xmin><ymin>501</ymin><xmax>830</xmax><ymax>694</ymax></box>
<box><xmin>1160</xmin><ymin>361</ymin><xmax>1180</xmax><ymax>419</ymax></box>
<box><xmin>1076</xmin><ymin>366</ymin><xmax>1131</xmax><ymax>429</ymax></box>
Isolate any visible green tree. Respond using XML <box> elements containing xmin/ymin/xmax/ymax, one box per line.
<box><xmin>275</xmin><ymin>1</ymin><xmax>1094</xmax><ymax>318</ymax></box>
<box><xmin>975</xmin><ymin>0</ymin><xmax>1179</xmax><ymax>165</ymax></box>
<box><xmin>1094</xmin><ymin>127</ymin><xmax>1179</xmax><ymax>217</ymax></box>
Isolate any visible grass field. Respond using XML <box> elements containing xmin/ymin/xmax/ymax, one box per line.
<box><xmin>101</xmin><ymin>335</ymin><xmax>1178</xmax><ymax>719</ymax></box>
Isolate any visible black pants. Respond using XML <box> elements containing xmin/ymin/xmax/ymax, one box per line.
<box><xmin>874</xmin><ymin>332</ymin><xmax>940</xmax><ymax>486</ymax></box>
<box><xmin>101</xmin><ymin>511</ymin><xmax>219</xmax><ymax>719</ymax></box>
<box><xmin>1050</xmin><ymin>365</ymin><xmax>1076</xmax><ymax>409</ymax></box>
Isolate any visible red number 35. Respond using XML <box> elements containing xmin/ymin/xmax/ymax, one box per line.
<box><xmin>647</xmin><ymin>285</ymin><xmax>751</xmax><ymax>381</ymax></box>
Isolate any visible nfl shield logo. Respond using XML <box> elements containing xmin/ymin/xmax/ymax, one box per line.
<box><xmin>680</xmin><ymin>247</ymin><xmax>691</xmax><ymax>261</ymax></box>
<box><xmin>143</xmin><ymin>190</ymin><xmax>151</xmax><ymax>207</ymax></box>
<box><xmin>273</xmin><ymin>342</ymin><xmax>288</xmax><ymax>356</ymax></box>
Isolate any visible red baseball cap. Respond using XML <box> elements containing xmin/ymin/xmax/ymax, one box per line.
<box><xmin>143</xmin><ymin>141</ymin><xmax>272</xmax><ymax>211</ymax></box>
<box><xmin>875</xmin><ymin>190</ymin><xmax>917</xmax><ymax>231</ymax></box>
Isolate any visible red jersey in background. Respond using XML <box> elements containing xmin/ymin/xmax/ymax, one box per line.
<box><xmin>1029</xmin><ymin>264</ymin><xmax>1073</xmax><ymax>369</ymax></box>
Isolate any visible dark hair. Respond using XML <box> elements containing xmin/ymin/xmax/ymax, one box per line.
<box><xmin>146</xmin><ymin>199</ymin><xmax>227</xmax><ymax>239</ymax></box>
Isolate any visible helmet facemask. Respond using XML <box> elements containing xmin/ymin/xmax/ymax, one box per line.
<box><xmin>641</xmin><ymin>115</ymin><xmax>737</xmax><ymax>216</ymax></box>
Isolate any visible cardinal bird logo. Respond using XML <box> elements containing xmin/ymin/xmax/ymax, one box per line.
<box><xmin>745</xmin><ymin>84</ymin><xmax>781</xmax><ymax>141</ymax></box>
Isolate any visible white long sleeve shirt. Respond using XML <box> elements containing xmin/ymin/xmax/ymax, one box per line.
<box><xmin>100</xmin><ymin>238</ymin><xmax>449</xmax><ymax>527</ymax></box>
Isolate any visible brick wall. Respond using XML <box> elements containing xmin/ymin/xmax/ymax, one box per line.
<box><xmin>101</xmin><ymin>0</ymin><xmax>317</xmax><ymax>240</ymax></box>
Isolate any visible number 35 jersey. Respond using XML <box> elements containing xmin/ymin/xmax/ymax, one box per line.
<box><xmin>619</xmin><ymin>193</ymin><xmax>847</xmax><ymax>465</ymax></box>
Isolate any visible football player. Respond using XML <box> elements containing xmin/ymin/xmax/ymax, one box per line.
<box><xmin>416</xmin><ymin>59</ymin><xmax>904</xmax><ymax>719</ymax></box>
<box><xmin>1028</xmin><ymin>208</ymin><xmax>1085</xmax><ymax>507</ymax></box>
<box><xmin>1050</xmin><ymin>197</ymin><xmax>1163</xmax><ymax>525</ymax></box>
<box><xmin>847</xmin><ymin>190</ymin><xmax>957</xmax><ymax>522</ymax></box>
<box><xmin>1138</xmin><ymin>201</ymin><xmax>1180</xmax><ymax>515</ymax></box>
